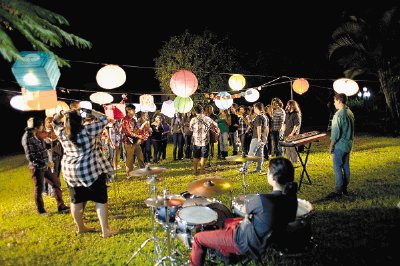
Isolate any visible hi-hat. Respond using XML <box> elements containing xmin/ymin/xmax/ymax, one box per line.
<box><xmin>144</xmin><ymin>194</ymin><xmax>186</xmax><ymax>208</ymax></box>
<box><xmin>129</xmin><ymin>165</ymin><xmax>167</xmax><ymax>177</ymax></box>
<box><xmin>187</xmin><ymin>177</ymin><xmax>232</xmax><ymax>198</ymax></box>
<box><xmin>225</xmin><ymin>155</ymin><xmax>262</xmax><ymax>163</ymax></box>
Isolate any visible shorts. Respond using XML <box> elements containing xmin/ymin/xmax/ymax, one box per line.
<box><xmin>193</xmin><ymin>145</ymin><xmax>209</xmax><ymax>159</ymax></box>
<box><xmin>69</xmin><ymin>173</ymin><xmax>108</xmax><ymax>204</ymax></box>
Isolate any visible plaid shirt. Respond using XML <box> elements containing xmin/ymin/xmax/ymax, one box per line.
<box><xmin>190</xmin><ymin>114</ymin><xmax>217</xmax><ymax>146</ymax></box>
<box><xmin>238</xmin><ymin>115</ymin><xmax>249</xmax><ymax>136</ymax></box>
<box><xmin>271</xmin><ymin>107</ymin><xmax>286</xmax><ymax>132</ymax></box>
<box><xmin>21</xmin><ymin>129</ymin><xmax>48</xmax><ymax>169</ymax></box>
<box><xmin>53</xmin><ymin>116</ymin><xmax>114</xmax><ymax>187</ymax></box>
<box><xmin>121</xmin><ymin>114</ymin><xmax>139</xmax><ymax>144</ymax></box>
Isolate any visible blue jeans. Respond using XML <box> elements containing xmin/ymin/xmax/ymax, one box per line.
<box><xmin>243</xmin><ymin>138</ymin><xmax>264</xmax><ymax>172</ymax></box>
<box><xmin>332</xmin><ymin>149</ymin><xmax>350</xmax><ymax>193</ymax></box>
<box><xmin>172</xmin><ymin>133</ymin><xmax>184</xmax><ymax>160</ymax></box>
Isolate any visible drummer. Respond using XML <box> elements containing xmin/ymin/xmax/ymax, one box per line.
<box><xmin>189</xmin><ymin>157</ymin><xmax>298</xmax><ymax>265</ymax></box>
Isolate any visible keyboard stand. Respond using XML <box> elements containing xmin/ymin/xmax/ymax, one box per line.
<box><xmin>295</xmin><ymin>142</ymin><xmax>313</xmax><ymax>191</ymax></box>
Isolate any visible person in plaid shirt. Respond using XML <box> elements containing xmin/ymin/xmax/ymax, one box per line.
<box><xmin>21</xmin><ymin>117</ymin><xmax>69</xmax><ymax>216</ymax></box>
<box><xmin>53</xmin><ymin>109</ymin><xmax>117</xmax><ymax>238</ymax></box>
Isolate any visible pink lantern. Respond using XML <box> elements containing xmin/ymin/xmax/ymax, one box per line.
<box><xmin>170</xmin><ymin>70</ymin><xmax>198</xmax><ymax>97</ymax></box>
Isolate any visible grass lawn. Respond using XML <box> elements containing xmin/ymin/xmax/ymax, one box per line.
<box><xmin>0</xmin><ymin>134</ymin><xmax>399</xmax><ymax>265</ymax></box>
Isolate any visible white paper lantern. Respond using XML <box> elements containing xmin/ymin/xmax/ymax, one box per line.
<box><xmin>10</xmin><ymin>95</ymin><xmax>32</xmax><ymax>111</ymax></box>
<box><xmin>80</xmin><ymin>101</ymin><xmax>92</xmax><ymax>110</ymax></box>
<box><xmin>90</xmin><ymin>92</ymin><xmax>114</xmax><ymax>105</ymax></box>
<box><xmin>333</xmin><ymin>78</ymin><xmax>359</xmax><ymax>96</ymax></box>
<box><xmin>140</xmin><ymin>94</ymin><xmax>156</xmax><ymax>112</ymax></box>
<box><xmin>244</xmin><ymin>88</ymin><xmax>260</xmax><ymax>103</ymax></box>
<box><xmin>214</xmin><ymin>91</ymin><xmax>233</xmax><ymax>110</ymax></box>
<box><xmin>228</xmin><ymin>74</ymin><xmax>246</xmax><ymax>91</ymax></box>
<box><xmin>45</xmin><ymin>101</ymin><xmax>70</xmax><ymax>117</ymax></box>
<box><xmin>161</xmin><ymin>100</ymin><xmax>176</xmax><ymax>118</ymax></box>
<box><xmin>130</xmin><ymin>103</ymin><xmax>141</xmax><ymax>112</ymax></box>
<box><xmin>96</xmin><ymin>64</ymin><xmax>126</xmax><ymax>89</ymax></box>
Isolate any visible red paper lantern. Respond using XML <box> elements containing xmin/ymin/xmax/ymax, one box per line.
<box><xmin>292</xmin><ymin>78</ymin><xmax>309</xmax><ymax>95</ymax></box>
<box><xmin>170</xmin><ymin>70</ymin><xmax>198</xmax><ymax>97</ymax></box>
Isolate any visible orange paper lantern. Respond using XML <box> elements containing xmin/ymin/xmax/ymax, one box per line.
<box><xmin>22</xmin><ymin>89</ymin><xmax>58</xmax><ymax>110</ymax></box>
<box><xmin>292</xmin><ymin>78</ymin><xmax>309</xmax><ymax>95</ymax></box>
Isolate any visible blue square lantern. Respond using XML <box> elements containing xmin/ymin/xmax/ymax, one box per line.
<box><xmin>11</xmin><ymin>51</ymin><xmax>61</xmax><ymax>91</ymax></box>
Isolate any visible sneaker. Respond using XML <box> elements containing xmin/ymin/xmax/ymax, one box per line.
<box><xmin>259</xmin><ymin>171</ymin><xmax>267</xmax><ymax>176</ymax></box>
<box><xmin>39</xmin><ymin>212</ymin><xmax>51</xmax><ymax>216</ymax></box>
<box><xmin>250</xmin><ymin>170</ymin><xmax>260</xmax><ymax>174</ymax></box>
<box><xmin>325</xmin><ymin>192</ymin><xmax>342</xmax><ymax>200</ymax></box>
<box><xmin>238</xmin><ymin>168</ymin><xmax>248</xmax><ymax>174</ymax></box>
<box><xmin>58</xmin><ymin>206</ymin><xmax>70</xmax><ymax>214</ymax></box>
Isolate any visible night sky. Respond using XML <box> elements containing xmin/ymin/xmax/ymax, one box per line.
<box><xmin>0</xmin><ymin>2</ymin><xmax>391</xmax><ymax>155</ymax></box>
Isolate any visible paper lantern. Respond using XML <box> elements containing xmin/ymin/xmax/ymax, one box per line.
<box><xmin>90</xmin><ymin>92</ymin><xmax>114</xmax><ymax>105</ymax></box>
<box><xmin>170</xmin><ymin>70</ymin><xmax>198</xmax><ymax>97</ymax></box>
<box><xmin>244</xmin><ymin>88</ymin><xmax>260</xmax><ymax>103</ymax></box>
<box><xmin>293</xmin><ymin>78</ymin><xmax>309</xmax><ymax>95</ymax></box>
<box><xmin>228</xmin><ymin>74</ymin><xmax>246</xmax><ymax>91</ymax></box>
<box><xmin>104</xmin><ymin>103</ymin><xmax>126</xmax><ymax>120</ymax></box>
<box><xmin>11</xmin><ymin>51</ymin><xmax>60</xmax><ymax>91</ymax></box>
<box><xmin>96</xmin><ymin>65</ymin><xmax>126</xmax><ymax>89</ymax></box>
<box><xmin>161</xmin><ymin>100</ymin><xmax>176</xmax><ymax>118</ymax></box>
<box><xmin>140</xmin><ymin>94</ymin><xmax>156</xmax><ymax>112</ymax></box>
<box><xmin>333</xmin><ymin>78</ymin><xmax>359</xmax><ymax>96</ymax></box>
<box><xmin>174</xmin><ymin>96</ymin><xmax>193</xmax><ymax>113</ymax></box>
<box><xmin>45</xmin><ymin>101</ymin><xmax>70</xmax><ymax>117</ymax></box>
<box><xmin>133</xmin><ymin>103</ymin><xmax>141</xmax><ymax>112</ymax></box>
<box><xmin>23</xmin><ymin>89</ymin><xmax>58</xmax><ymax>110</ymax></box>
<box><xmin>214</xmin><ymin>91</ymin><xmax>233</xmax><ymax>110</ymax></box>
<box><xmin>10</xmin><ymin>95</ymin><xmax>32</xmax><ymax>111</ymax></box>
<box><xmin>80</xmin><ymin>101</ymin><xmax>92</xmax><ymax>110</ymax></box>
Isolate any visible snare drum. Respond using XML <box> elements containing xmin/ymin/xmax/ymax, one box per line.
<box><xmin>175</xmin><ymin>206</ymin><xmax>218</xmax><ymax>249</ymax></box>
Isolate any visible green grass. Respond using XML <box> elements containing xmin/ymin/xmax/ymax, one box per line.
<box><xmin>1</xmin><ymin>134</ymin><xmax>399</xmax><ymax>265</ymax></box>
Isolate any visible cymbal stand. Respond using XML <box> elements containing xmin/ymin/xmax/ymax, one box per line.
<box><xmin>154</xmin><ymin>187</ymin><xmax>180</xmax><ymax>266</ymax></box>
<box><xmin>125</xmin><ymin>174</ymin><xmax>162</xmax><ymax>265</ymax></box>
<box><xmin>241</xmin><ymin>171</ymin><xmax>249</xmax><ymax>195</ymax></box>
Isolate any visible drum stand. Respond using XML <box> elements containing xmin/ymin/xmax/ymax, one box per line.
<box><xmin>241</xmin><ymin>172</ymin><xmax>249</xmax><ymax>195</ymax></box>
<box><xmin>125</xmin><ymin>174</ymin><xmax>163</xmax><ymax>265</ymax></box>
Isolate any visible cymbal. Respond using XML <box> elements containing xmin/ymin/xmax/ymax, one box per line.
<box><xmin>129</xmin><ymin>166</ymin><xmax>167</xmax><ymax>177</ymax></box>
<box><xmin>144</xmin><ymin>194</ymin><xmax>186</xmax><ymax>208</ymax></box>
<box><xmin>225</xmin><ymin>155</ymin><xmax>262</xmax><ymax>162</ymax></box>
<box><xmin>187</xmin><ymin>177</ymin><xmax>232</xmax><ymax>198</ymax></box>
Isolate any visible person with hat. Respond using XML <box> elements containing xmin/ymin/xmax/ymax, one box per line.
<box><xmin>21</xmin><ymin>117</ymin><xmax>70</xmax><ymax>216</ymax></box>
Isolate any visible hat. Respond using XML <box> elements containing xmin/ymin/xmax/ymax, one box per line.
<box><xmin>26</xmin><ymin>117</ymin><xmax>43</xmax><ymax>129</ymax></box>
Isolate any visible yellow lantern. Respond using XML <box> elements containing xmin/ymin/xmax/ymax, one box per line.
<box><xmin>292</xmin><ymin>78</ymin><xmax>309</xmax><ymax>95</ymax></box>
<box><xmin>333</xmin><ymin>78</ymin><xmax>359</xmax><ymax>96</ymax></box>
<box><xmin>228</xmin><ymin>74</ymin><xmax>246</xmax><ymax>91</ymax></box>
<box><xmin>45</xmin><ymin>101</ymin><xmax>70</xmax><ymax>117</ymax></box>
<box><xmin>96</xmin><ymin>65</ymin><xmax>126</xmax><ymax>89</ymax></box>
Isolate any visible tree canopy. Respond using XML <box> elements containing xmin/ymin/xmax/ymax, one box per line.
<box><xmin>0</xmin><ymin>0</ymin><xmax>91</xmax><ymax>67</ymax></box>
<box><xmin>154</xmin><ymin>30</ymin><xmax>242</xmax><ymax>97</ymax></box>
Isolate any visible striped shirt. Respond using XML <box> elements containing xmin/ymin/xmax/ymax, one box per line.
<box><xmin>53</xmin><ymin>115</ymin><xmax>114</xmax><ymax>187</ymax></box>
<box><xmin>271</xmin><ymin>107</ymin><xmax>286</xmax><ymax>132</ymax></box>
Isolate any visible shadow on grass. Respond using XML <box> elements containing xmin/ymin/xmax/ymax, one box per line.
<box><xmin>301</xmin><ymin>207</ymin><xmax>400</xmax><ymax>266</ymax></box>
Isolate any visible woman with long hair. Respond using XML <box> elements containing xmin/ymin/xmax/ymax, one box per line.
<box><xmin>53</xmin><ymin>109</ymin><xmax>118</xmax><ymax>238</ymax></box>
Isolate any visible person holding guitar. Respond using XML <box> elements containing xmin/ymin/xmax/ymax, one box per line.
<box><xmin>121</xmin><ymin>104</ymin><xmax>145</xmax><ymax>176</ymax></box>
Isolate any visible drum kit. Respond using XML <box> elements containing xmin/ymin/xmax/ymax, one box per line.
<box><xmin>125</xmin><ymin>158</ymin><xmax>314</xmax><ymax>265</ymax></box>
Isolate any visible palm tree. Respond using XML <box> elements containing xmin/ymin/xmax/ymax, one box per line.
<box><xmin>328</xmin><ymin>7</ymin><xmax>400</xmax><ymax>133</ymax></box>
<box><xmin>0</xmin><ymin>0</ymin><xmax>91</xmax><ymax>67</ymax></box>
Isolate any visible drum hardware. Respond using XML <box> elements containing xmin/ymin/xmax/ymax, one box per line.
<box><xmin>125</xmin><ymin>165</ymin><xmax>183</xmax><ymax>265</ymax></box>
<box><xmin>226</xmin><ymin>154</ymin><xmax>262</xmax><ymax>195</ymax></box>
<box><xmin>186</xmin><ymin>177</ymin><xmax>232</xmax><ymax>198</ymax></box>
